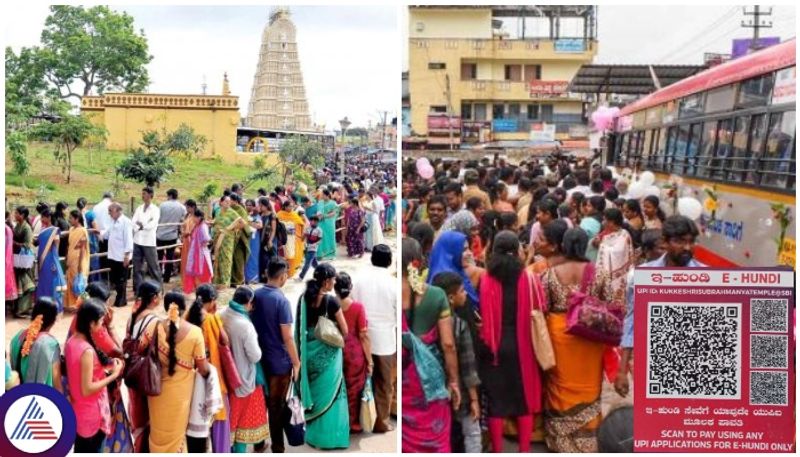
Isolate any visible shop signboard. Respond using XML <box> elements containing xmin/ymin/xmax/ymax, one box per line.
<box><xmin>555</xmin><ymin>38</ymin><xmax>585</xmax><ymax>53</ymax></box>
<box><xmin>492</xmin><ymin>118</ymin><xmax>518</xmax><ymax>132</ymax></box>
<box><xmin>732</xmin><ymin>37</ymin><xmax>781</xmax><ymax>58</ymax></box>
<box><xmin>771</xmin><ymin>66</ymin><xmax>796</xmax><ymax>105</ymax></box>
<box><xmin>530</xmin><ymin>122</ymin><xmax>556</xmax><ymax>141</ymax></box>
<box><xmin>529</xmin><ymin>80</ymin><xmax>569</xmax><ymax>97</ymax></box>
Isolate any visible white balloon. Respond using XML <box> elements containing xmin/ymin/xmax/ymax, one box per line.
<box><xmin>678</xmin><ymin>197</ymin><xmax>703</xmax><ymax>220</ymax></box>
<box><xmin>644</xmin><ymin>185</ymin><xmax>661</xmax><ymax>198</ymax></box>
<box><xmin>628</xmin><ymin>181</ymin><xmax>646</xmax><ymax>199</ymax></box>
<box><xmin>640</xmin><ymin>171</ymin><xmax>656</xmax><ymax>186</ymax></box>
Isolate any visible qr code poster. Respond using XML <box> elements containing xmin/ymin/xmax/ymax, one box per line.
<box><xmin>633</xmin><ymin>267</ymin><xmax>795</xmax><ymax>453</ymax></box>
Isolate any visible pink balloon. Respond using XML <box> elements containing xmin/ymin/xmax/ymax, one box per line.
<box><xmin>591</xmin><ymin>106</ymin><xmax>616</xmax><ymax>131</ymax></box>
<box><xmin>419</xmin><ymin>164</ymin><xmax>434</xmax><ymax>179</ymax></box>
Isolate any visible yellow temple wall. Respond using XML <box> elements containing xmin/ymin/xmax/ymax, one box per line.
<box><xmin>81</xmin><ymin>93</ymin><xmax>260</xmax><ymax>165</ymax></box>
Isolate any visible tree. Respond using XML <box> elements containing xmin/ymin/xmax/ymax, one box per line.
<box><xmin>38</xmin><ymin>5</ymin><xmax>152</xmax><ymax>100</ymax></box>
<box><xmin>5</xmin><ymin>47</ymin><xmax>50</xmax><ymax>119</ymax></box>
<box><xmin>116</xmin><ymin>124</ymin><xmax>207</xmax><ymax>187</ymax></box>
<box><xmin>32</xmin><ymin>112</ymin><xmax>107</xmax><ymax>183</ymax></box>
<box><xmin>6</xmin><ymin>130</ymin><xmax>31</xmax><ymax>186</ymax></box>
<box><xmin>277</xmin><ymin>136</ymin><xmax>325</xmax><ymax>185</ymax></box>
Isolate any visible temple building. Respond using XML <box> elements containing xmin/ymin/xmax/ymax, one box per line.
<box><xmin>245</xmin><ymin>7</ymin><xmax>313</xmax><ymax>131</ymax></box>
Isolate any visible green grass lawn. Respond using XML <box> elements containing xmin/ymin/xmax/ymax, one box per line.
<box><xmin>5</xmin><ymin>143</ymin><xmax>282</xmax><ymax>210</ymax></box>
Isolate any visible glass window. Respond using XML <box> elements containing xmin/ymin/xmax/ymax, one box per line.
<box><xmin>504</xmin><ymin>65</ymin><xmax>522</xmax><ymax>81</ymax></box>
<box><xmin>671</xmin><ymin>123</ymin><xmax>691</xmax><ymax>173</ymax></box>
<box><xmin>461</xmin><ymin>103</ymin><xmax>473</xmax><ymax>120</ymax></box>
<box><xmin>728</xmin><ymin>115</ymin><xmax>751</xmax><ymax>181</ymax></box>
<box><xmin>679</xmin><ymin>93</ymin><xmax>705</xmax><ymax>119</ymax></box>
<box><xmin>761</xmin><ymin>111</ymin><xmax>796</xmax><ymax>188</ymax></box>
<box><xmin>653</xmin><ymin>127</ymin><xmax>667</xmax><ymax>171</ymax></box>
<box><xmin>664</xmin><ymin>126</ymin><xmax>678</xmax><ymax>172</ymax></box>
<box><xmin>492</xmin><ymin>103</ymin><xmax>505</xmax><ymax>119</ymax></box>
<box><xmin>524</xmin><ymin>65</ymin><xmax>541</xmax><ymax>81</ymax></box>
<box><xmin>737</xmin><ymin>73</ymin><xmax>774</xmax><ymax>107</ymax></box>
<box><xmin>711</xmin><ymin>119</ymin><xmax>733</xmax><ymax>180</ymax></box>
<box><xmin>428</xmin><ymin>62</ymin><xmax>446</xmax><ymax>70</ymax></box>
<box><xmin>685</xmin><ymin>123</ymin><xmax>703</xmax><ymax>176</ymax></box>
<box><xmin>745</xmin><ymin>113</ymin><xmax>768</xmax><ymax>184</ymax></box>
<box><xmin>705</xmin><ymin>85</ymin><xmax>736</xmax><ymax>113</ymax></box>
<box><xmin>697</xmin><ymin>121</ymin><xmax>718</xmax><ymax>178</ymax></box>
<box><xmin>474</xmin><ymin>103</ymin><xmax>487</xmax><ymax>121</ymax></box>
<box><xmin>642</xmin><ymin>130</ymin><xmax>653</xmax><ymax>166</ymax></box>
<box><xmin>527</xmin><ymin>104</ymin><xmax>540</xmax><ymax>120</ymax></box>
<box><xmin>508</xmin><ymin>103</ymin><xmax>521</xmax><ymax>117</ymax></box>
<box><xmin>460</xmin><ymin>63</ymin><xmax>477</xmax><ymax>80</ymax></box>
<box><xmin>540</xmin><ymin>104</ymin><xmax>554</xmax><ymax>122</ymax></box>
<box><xmin>618</xmin><ymin>133</ymin><xmax>629</xmax><ymax>167</ymax></box>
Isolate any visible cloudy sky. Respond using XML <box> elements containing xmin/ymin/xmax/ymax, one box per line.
<box><xmin>5</xmin><ymin>5</ymin><xmax>398</xmax><ymax>131</ymax></box>
<box><xmin>401</xmin><ymin>5</ymin><xmax>796</xmax><ymax>66</ymax></box>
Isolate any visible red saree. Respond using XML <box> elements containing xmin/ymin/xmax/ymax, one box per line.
<box><xmin>343</xmin><ymin>302</ymin><xmax>368</xmax><ymax>432</ymax></box>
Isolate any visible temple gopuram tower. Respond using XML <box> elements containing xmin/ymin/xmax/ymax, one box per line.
<box><xmin>246</xmin><ymin>7</ymin><xmax>312</xmax><ymax>130</ymax></box>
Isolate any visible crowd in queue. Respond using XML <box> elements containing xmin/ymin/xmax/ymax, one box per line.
<box><xmin>400</xmin><ymin>153</ymin><xmax>704</xmax><ymax>453</ymax></box>
<box><xmin>5</xmin><ymin>167</ymin><xmax>398</xmax><ymax>452</ymax></box>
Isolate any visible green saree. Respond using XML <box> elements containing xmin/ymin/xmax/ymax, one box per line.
<box><xmin>297</xmin><ymin>298</ymin><xmax>350</xmax><ymax>450</ymax></box>
<box><xmin>9</xmin><ymin>329</ymin><xmax>60</xmax><ymax>387</ymax></box>
<box><xmin>317</xmin><ymin>200</ymin><xmax>339</xmax><ymax>260</ymax></box>
<box><xmin>212</xmin><ymin>208</ymin><xmax>241</xmax><ymax>287</ymax></box>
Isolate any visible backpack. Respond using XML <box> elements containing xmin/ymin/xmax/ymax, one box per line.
<box><xmin>276</xmin><ymin>220</ymin><xmax>288</xmax><ymax>247</ymax></box>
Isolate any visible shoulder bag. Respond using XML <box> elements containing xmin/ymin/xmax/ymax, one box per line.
<box><xmin>314</xmin><ymin>298</ymin><xmax>344</xmax><ymax>348</ymax></box>
<box><xmin>124</xmin><ymin>319</ymin><xmax>162</xmax><ymax>396</ymax></box>
<box><xmin>122</xmin><ymin>313</ymin><xmax>157</xmax><ymax>384</ymax></box>
<box><xmin>359</xmin><ymin>376</ymin><xmax>377</xmax><ymax>432</ymax></box>
<box><xmin>565</xmin><ymin>263</ymin><xmax>624</xmax><ymax>345</ymax></box>
<box><xmin>528</xmin><ymin>271</ymin><xmax>556</xmax><ymax>371</ymax></box>
<box><xmin>210</xmin><ymin>315</ymin><xmax>243</xmax><ymax>391</ymax></box>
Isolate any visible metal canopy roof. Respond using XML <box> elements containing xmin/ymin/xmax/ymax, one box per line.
<box><xmin>568</xmin><ymin>64</ymin><xmax>707</xmax><ymax>95</ymax></box>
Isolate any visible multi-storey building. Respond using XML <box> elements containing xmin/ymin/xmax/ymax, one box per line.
<box><xmin>407</xmin><ymin>5</ymin><xmax>598</xmax><ymax>147</ymax></box>
<box><xmin>246</xmin><ymin>7</ymin><xmax>313</xmax><ymax>131</ymax></box>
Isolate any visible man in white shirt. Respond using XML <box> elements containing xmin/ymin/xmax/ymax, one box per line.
<box><xmin>351</xmin><ymin>244</ymin><xmax>397</xmax><ymax>433</ymax></box>
<box><xmin>131</xmin><ymin>187</ymin><xmax>162</xmax><ymax>293</ymax></box>
<box><xmin>93</xmin><ymin>192</ymin><xmax>114</xmax><ymax>269</ymax></box>
<box><xmin>101</xmin><ymin>203</ymin><xmax>134</xmax><ymax>307</ymax></box>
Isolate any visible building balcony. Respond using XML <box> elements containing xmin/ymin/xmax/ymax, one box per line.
<box><xmin>409</xmin><ymin>37</ymin><xmax>597</xmax><ymax>62</ymax></box>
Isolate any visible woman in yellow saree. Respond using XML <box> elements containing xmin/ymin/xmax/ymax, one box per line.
<box><xmin>276</xmin><ymin>199</ymin><xmax>305</xmax><ymax>277</ymax></box>
<box><xmin>142</xmin><ymin>291</ymin><xmax>209</xmax><ymax>453</ymax></box>
<box><xmin>65</xmin><ymin>210</ymin><xmax>90</xmax><ymax>311</ymax></box>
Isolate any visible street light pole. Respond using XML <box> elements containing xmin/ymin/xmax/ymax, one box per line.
<box><xmin>338</xmin><ymin>116</ymin><xmax>351</xmax><ymax>182</ymax></box>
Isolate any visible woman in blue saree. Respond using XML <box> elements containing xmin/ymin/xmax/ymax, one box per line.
<box><xmin>36</xmin><ymin>210</ymin><xmax>67</xmax><ymax>312</ymax></box>
<box><xmin>244</xmin><ymin>199</ymin><xmax>263</xmax><ymax>284</ymax></box>
<box><xmin>316</xmin><ymin>190</ymin><xmax>339</xmax><ymax>260</ymax></box>
<box><xmin>84</xmin><ymin>208</ymin><xmax>102</xmax><ymax>282</ymax></box>
<box><xmin>296</xmin><ymin>263</ymin><xmax>350</xmax><ymax>449</ymax></box>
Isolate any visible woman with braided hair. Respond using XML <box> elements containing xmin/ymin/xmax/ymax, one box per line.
<box><xmin>8</xmin><ymin>297</ymin><xmax>62</xmax><ymax>391</ymax></box>
<box><xmin>142</xmin><ymin>290</ymin><xmax>209</xmax><ymax>453</ymax></box>
<box><xmin>65</xmin><ymin>298</ymin><xmax>124</xmax><ymax>452</ymax></box>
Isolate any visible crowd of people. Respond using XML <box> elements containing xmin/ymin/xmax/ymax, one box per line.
<box><xmin>5</xmin><ymin>162</ymin><xmax>398</xmax><ymax>452</ymax></box>
<box><xmin>400</xmin><ymin>153</ymin><xmax>703</xmax><ymax>453</ymax></box>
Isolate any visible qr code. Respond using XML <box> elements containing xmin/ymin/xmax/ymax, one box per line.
<box><xmin>750</xmin><ymin>299</ymin><xmax>789</xmax><ymax>333</ymax></box>
<box><xmin>647</xmin><ymin>303</ymin><xmax>741</xmax><ymax>399</ymax></box>
<box><xmin>750</xmin><ymin>371</ymin><xmax>788</xmax><ymax>405</ymax></box>
<box><xmin>750</xmin><ymin>335</ymin><xmax>788</xmax><ymax>368</ymax></box>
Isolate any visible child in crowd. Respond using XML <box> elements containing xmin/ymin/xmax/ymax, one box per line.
<box><xmin>298</xmin><ymin>215</ymin><xmax>323</xmax><ymax>280</ymax></box>
<box><xmin>432</xmin><ymin>271</ymin><xmax>481</xmax><ymax>453</ymax></box>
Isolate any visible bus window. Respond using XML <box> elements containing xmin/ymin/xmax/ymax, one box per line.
<box><xmin>631</xmin><ymin>131</ymin><xmax>644</xmax><ymax>169</ymax></box>
<box><xmin>737</xmin><ymin>73</ymin><xmax>775</xmax><ymax>108</ymax></box>
<box><xmin>746</xmin><ymin>113</ymin><xmax>768</xmax><ymax>184</ymax></box>
<box><xmin>729</xmin><ymin>115</ymin><xmax>751</xmax><ymax>182</ymax></box>
<box><xmin>642</xmin><ymin>130</ymin><xmax>653</xmax><ymax>168</ymax></box>
<box><xmin>712</xmin><ymin>119</ymin><xmax>733</xmax><ymax>180</ymax></box>
<box><xmin>696</xmin><ymin>120</ymin><xmax>718</xmax><ymax>178</ymax></box>
<box><xmin>664</xmin><ymin>126</ymin><xmax>678</xmax><ymax>173</ymax></box>
<box><xmin>653</xmin><ymin>127</ymin><xmax>667</xmax><ymax>171</ymax></box>
<box><xmin>647</xmin><ymin>128</ymin><xmax>660</xmax><ymax>170</ymax></box>
<box><xmin>618</xmin><ymin>133</ymin><xmax>629</xmax><ymax>167</ymax></box>
<box><xmin>672</xmin><ymin>123</ymin><xmax>691</xmax><ymax>174</ymax></box>
<box><xmin>761</xmin><ymin>111</ymin><xmax>796</xmax><ymax>189</ymax></box>
<box><xmin>686</xmin><ymin>123</ymin><xmax>703</xmax><ymax>176</ymax></box>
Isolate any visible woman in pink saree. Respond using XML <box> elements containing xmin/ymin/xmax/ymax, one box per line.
<box><xmin>183</xmin><ymin>209</ymin><xmax>213</xmax><ymax>294</ymax></box>
<box><xmin>6</xmin><ymin>224</ymin><xmax>18</xmax><ymax>301</ymax></box>
<box><xmin>401</xmin><ymin>238</ymin><xmax>459</xmax><ymax>453</ymax></box>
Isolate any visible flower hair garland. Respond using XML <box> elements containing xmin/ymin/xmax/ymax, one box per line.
<box><xmin>406</xmin><ymin>259</ymin><xmax>426</xmax><ymax>295</ymax></box>
<box><xmin>22</xmin><ymin>315</ymin><xmax>44</xmax><ymax>357</ymax></box>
